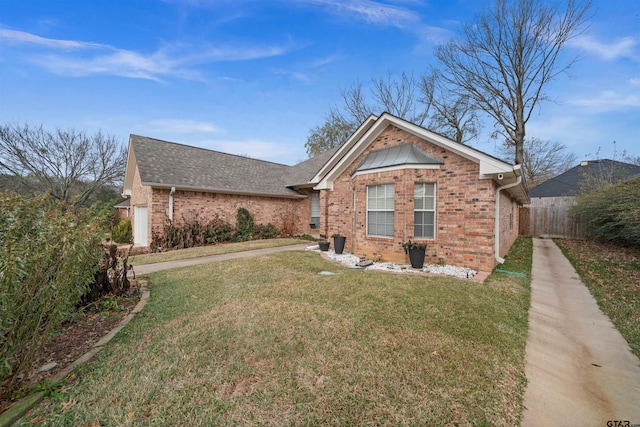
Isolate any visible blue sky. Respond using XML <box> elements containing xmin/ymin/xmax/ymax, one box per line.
<box><xmin>0</xmin><ymin>0</ymin><xmax>638</xmax><ymax>166</ymax></box>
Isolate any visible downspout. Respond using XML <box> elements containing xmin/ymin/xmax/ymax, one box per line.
<box><xmin>169</xmin><ymin>187</ymin><xmax>176</xmax><ymax>222</ymax></box>
<box><xmin>494</xmin><ymin>174</ymin><xmax>522</xmax><ymax>264</ymax></box>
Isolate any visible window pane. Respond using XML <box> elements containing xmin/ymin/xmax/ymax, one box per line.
<box><xmin>424</xmin><ymin>197</ymin><xmax>434</xmax><ymax>210</ymax></box>
<box><xmin>415</xmin><ymin>208</ymin><xmax>435</xmax><ymax>239</ymax></box>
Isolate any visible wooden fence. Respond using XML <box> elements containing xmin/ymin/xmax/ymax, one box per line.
<box><xmin>519</xmin><ymin>196</ymin><xmax>586</xmax><ymax>240</ymax></box>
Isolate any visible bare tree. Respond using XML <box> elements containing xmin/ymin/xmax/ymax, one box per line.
<box><xmin>435</xmin><ymin>0</ymin><xmax>591</xmax><ymax>164</ymax></box>
<box><xmin>304</xmin><ymin>112</ymin><xmax>356</xmax><ymax>157</ymax></box>
<box><xmin>421</xmin><ymin>73</ymin><xmax>481</xmax><ymax>144</ymax></box>
<box><xmin>306</xmin><ymin>72</ymin><xmax>436</xmax><ymax>156</ymax></box>
<box><xmin>499</xmin><ymin>137</ymin><xmax>577</xmax><ymax>187</ymax></box>
<box><xmin>338</xmin><ymin>72</ymin><xmax>433</xmax><ymax>126</ymax></box>
<box><xmin>0</xmin><ymin>123</ymin><xmax>126</xmax><ymax>206</ymax></box>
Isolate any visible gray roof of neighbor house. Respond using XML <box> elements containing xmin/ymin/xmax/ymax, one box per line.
<box><xmin>129</xmin><ymin>135</ymin><xmax>333</xmax><ymax>198</ymax></box>
<box><xmin>530</xmin><ymin>159</ymin><xmax>640</xmax><ymax>197</ymax></box>
<box><xmin>354</xmin><ymin>143</ymin><xmax>444</xmax><ymax>173</ymax></box>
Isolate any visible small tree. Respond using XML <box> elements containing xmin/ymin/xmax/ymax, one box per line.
<box><xmin>573</xmin><ymin>177</ymin><xmax>640</xmax><ymax>246</ymax></box>
<box><xmin>0</xmin><ymin>123</ymin><xmax>127</xmax><ymax>206</ymax></box>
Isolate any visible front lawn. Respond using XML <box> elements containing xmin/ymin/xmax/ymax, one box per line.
<box><xmin>555</xmin><ymin>239</ymin><xmax>640</xmax><ymax>358</ymax></box>
<box><xmin>21</xmin><ymin>238</ymin><xmax>532</xmax><ymax>426</ymax></box>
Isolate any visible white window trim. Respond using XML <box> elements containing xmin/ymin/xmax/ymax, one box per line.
<box><xmin>414</xmin><ymin>183</ymin><xmax>436</xmax><ymax>240</ymax></box>
<box><xmin>366</xmin><ymin>184</ymin><xmax>395</xmax><ymax>238</ymax></box>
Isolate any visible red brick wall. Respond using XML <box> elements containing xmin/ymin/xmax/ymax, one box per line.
<box><xmin>322</xmin><ymin>124</ymin><xmax>506</xmax><ymax>271</ymax></box>
<box><xmin>498</xmin><ymin>190</ymin><xmax>520</xmax><ymax>258</ymax></box>
<box><xmin>146</xmin><ymin>187</ymin><xmax>317</xmax><ymax>238</ymax></box>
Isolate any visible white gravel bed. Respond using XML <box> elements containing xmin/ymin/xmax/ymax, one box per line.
<box><xmin>310</xmin><ymin>248</ymin><xmax>477</xmax><ymax>279</ymax></box>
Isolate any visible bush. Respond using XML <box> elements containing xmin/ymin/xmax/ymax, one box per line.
<box><xmin>573</xmin><ymin>177</ymin><xmax>640</xmax><ymax>247</ymax></box>
<box><xmin>0</xmin><ymin>194</ymin><xmax>102</xmax><ymax>388</ymax></box>
<box><xmin>234</xmin><ymin>207</ymin><xmax>255</xmax><ymax>242</ymax></box>
<box><xmin>206</xmin><ymin>215</ymin><xmax>234</xmax><ymax>244</ymax></box>
<box><xmin>253</xmin><ymin>223</ymin><xmax>280</xmax><ymax>240</ymax></box>
<box><xmin>112</xmin><ymin>218</ymin><xmax>132</xmax><ymax>243</ymax></box>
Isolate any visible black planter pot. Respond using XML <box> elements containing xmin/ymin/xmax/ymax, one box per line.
<box><xmin>333</xmin><ymin>236</ymin><xmax>346</xmax><ymax>254</ymax></box>
<box><xmin>318</xmin><ymin>241</ymin><xmax>330</xmax><ymax>251</ymax></box>
<box><xmin>408</xmin><ymin>247</ymin><xmax>426</xmax><ymax>269</ymax></box>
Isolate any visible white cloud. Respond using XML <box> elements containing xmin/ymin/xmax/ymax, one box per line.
<box><xmin>0</xmin><ymin>28</ymin><xmax>111</xmax><ymax>50</ymax></box>
<box><xmin>0</xmin><ymin>28</ymin><xmax>298</xmax><ymax>81</ymax></box>
<box><xmin>568</xmin><ymin>35</ymin><xmax>638</xmax><ymax>61</ymax></box>
<box><xmin>303</xmin><ymin>0</ymin><xmax>420</xmax><ymax>29</ymax></box>
<box><xmin>629</xmin><ymin>78</ymin><xmax>640</xmax><ymax>86</ymax></box>
<box><xmin>146</xmin><ymin>119</ymin><xmax>220</xmax><ymax>133</ymax></box>
<box><xmin>570</xmin><ymin>90</ymin><xmax>640</xmax><ymax>111</ymax></box>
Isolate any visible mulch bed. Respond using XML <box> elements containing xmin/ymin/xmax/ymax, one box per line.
<box><xmin>0</xmin><ymin>291</ymin><xmax>141</xmax><ymax>413</ymax></box>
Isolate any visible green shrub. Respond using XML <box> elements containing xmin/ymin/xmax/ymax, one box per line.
<box><xmin>0</xmin><ymin>193</ymin><xmax>102</xmax><ymax>388</ymax></box>
<box><xmin>112</xmin><ymin>218</ymin><xmax>132</xmax><ymax>243</ymax></box>
<box><xmin>573</xmin><ymin>177</ymin><xmax>640</xmax><ymax>246</ymax></box>
<box><xmin>234</xmin><ymin>207</ymin><xmax>255</xmax><ymax>242</ymax></box>
<box><xmin>253</xmin><ymin>223</ymin><xmax>280</xmax><ymax>240</ymax></box>
<box><xmin>206</xmin><ymin>215</ymin><xmax>234</xmax><ymax>244</ymax></box>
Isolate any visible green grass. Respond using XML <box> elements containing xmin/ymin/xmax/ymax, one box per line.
<box><xmin>555</xmin><ymin>239</ymin><xmax>640</xmax><ymax>358</ymax></box>
<box><xmin>21</xmin><ymin>238</ymin><xmax>532</xmax><ymax>426</ymax></box>
<box><xmin>130</xmin><ymin>238</ymin><xmax>305</xmax><ymax>265</ymax></box>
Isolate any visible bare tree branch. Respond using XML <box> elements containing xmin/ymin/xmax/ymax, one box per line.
<box><xmin>499</xmin><ymin>137</ymin><xmax>578</xmax><ymax>186</ymax></box>
<box><xmin>0</xmin><ymin>123</ymin><xmax>127</xmax><ymax>206</ymax></box>
<box><xmin>435</xmin><ymin>0</ymin><xmax>591</xmax><ymax>164</ymax></box>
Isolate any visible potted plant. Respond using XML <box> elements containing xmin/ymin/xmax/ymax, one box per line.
<box><xmin>318</xmin><ymin>240</ymin><xmax>330</xmax><ymax>251</ymax></box>
<box><xmin>332</xmin><ymin>233</ymin><xmax>346</xmax><ymax>254</ymax></box>
<box><xmin>401</xmin><ymin>240</ymin><xmax>427</xmax><ymax>269</ymax></box>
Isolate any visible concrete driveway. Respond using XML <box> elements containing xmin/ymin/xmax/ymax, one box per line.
<box><xmin>523</xmin><ymin>238</ymin><xmax>640</xmax><ymax>426</ymax></box>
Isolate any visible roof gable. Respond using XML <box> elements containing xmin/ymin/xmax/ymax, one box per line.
<box><xmin>314</xmin><ymin>113</ymin><xmax>528</xmax><ymax>203</ymax></box>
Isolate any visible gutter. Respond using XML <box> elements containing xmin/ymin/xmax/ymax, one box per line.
<box><xmin>169</xmin><ymin>186</ymin><xmax>175</xmax><ymax>221</ymax></box>
<box><xmin>494</xmin><ymin>166</ymin><xmax>523</xmax><ymax>264</ymax></box>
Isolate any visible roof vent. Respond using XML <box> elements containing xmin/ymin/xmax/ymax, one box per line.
<box><xmin>580</xmin><ymin>161</ymin><xmax>589</xmax><ymax>166</ymax></box>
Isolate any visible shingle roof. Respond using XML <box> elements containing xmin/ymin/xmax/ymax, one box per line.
<box><xmin>113</xmin><ymin>198</ymin><xmax>130</xmax><ymax>208</ymax></box>
<box><xmin>530</xmin><ymin>159</ymin><xmax>640</xmax><ymax>197</ymax></box>
<box><xmin>131</xmin><ymin>135</ymin><xmax>306</xmax><ymax>198</ymax></box>
<box><xmin>285</xmin><ymin>145</ymin><xmax>341</xmax><ymax>187</ymax></box>
<box><xmin>354</xmin><ymin>143</ymin><xmax>443</xmax><ymax>173</ymax></box>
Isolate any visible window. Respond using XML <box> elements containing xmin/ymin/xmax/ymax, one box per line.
<box><xmin>310</xmin><ymin>193</ymin><xmax>320</xmax><ymax>229</ymax></box>
<box><xmin>414</xmin><ymin>183</ymin><xmax>435</xmax><ymax>239</ymax></box>
<box><xmin>367</xmin><ymin>184</ymin><xmax>394</xmax><ymax>237</ymax></box>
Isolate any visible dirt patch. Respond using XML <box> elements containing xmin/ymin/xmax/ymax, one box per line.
<box><xmin>0</xmin><ymin>292</ymin><xmax>141</xmax><ymax>413</ymax></box>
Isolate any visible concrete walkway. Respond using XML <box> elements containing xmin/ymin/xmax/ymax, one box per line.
<box><xmin>523</xmin><ymin>238</ymin><xmax>640</xmax><ymax>426</ymax></box>
<box><xmin>132</xmin><ymin>243</ymin><xmax>309</xmax><ymax>275</ymax></box>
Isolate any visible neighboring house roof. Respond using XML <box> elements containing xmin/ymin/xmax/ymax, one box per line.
<box><xmin>354</xmin><ymin>143</ymin><xmax>444</xmax><ymax>174</ymax></box>
<box><xmin>530</xmin><ymin>159</ymin><xmax>640</xmax><ymax>198</ymax></box>
<box><xmin>124</xmin><ymin>135</ymin><xmax>307</xmax><ymax>199</ymax></box>
<box><xmin>114</xmin><ymin>198</ymin><xmax>130</xmax><ymax>208</ymax></box>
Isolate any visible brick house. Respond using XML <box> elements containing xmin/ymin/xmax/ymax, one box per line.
<box><xmin>123</xmin><ymin>113</ymin><xmax>529</xmax><ymax>272</ymax></box>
